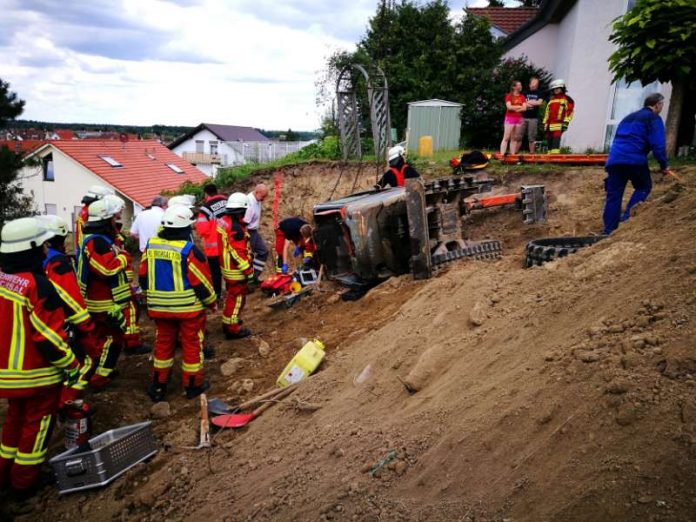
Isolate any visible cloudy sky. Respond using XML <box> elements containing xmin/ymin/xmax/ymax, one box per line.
<box><xmin>1</xmin><ymin>0</ymin><xmax>506</xmax><ymax>131</ymax></box>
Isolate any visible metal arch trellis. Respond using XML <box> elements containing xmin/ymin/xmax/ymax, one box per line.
<box><xmin>336</xmin><ymin>64</ymin><xmax>391</xmax><ymax>163</ymax></box>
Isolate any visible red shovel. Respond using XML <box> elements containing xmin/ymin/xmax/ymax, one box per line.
<box><xmin>211</xmin><ymin>385</ymin><xmax>297</xmax><ymax>429</ymax></box>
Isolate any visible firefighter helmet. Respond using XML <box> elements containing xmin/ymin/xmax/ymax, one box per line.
<box><xmin>0</xmin><ymin>217</ymin><xmax>56</xmax><ymax>253</ymax></box>
<box><xmin>168</xmin><ymin>195</ymin><xmax>196</xmax><ymax>208</ymax></box>
<box><xmin>37</xmin><ymin>215</ymin><xmax>69</xmax><ymax>237</ymax></box>
<box><xmin>88</xmin><ymin>195</ymin><xmax>124</xmax><ymax>222</ymax></box>
<box><xmin>161</xmin><ymin>205</ymin><xmax>194</xmax><ymax>228</ymax></box>
<box><xmin>82</xmin><ymin>184</ymin><xmax>114</xmax><ymax>204</ymax></box>
<box><xmin>226</xmin><ymin>192</ymin><xmax>249</xmax><ymax>211</ymax></box>
<box><xmin>549</xmin><ymin>79</ymin><xmax>566</xmax><ymax>90</ymax></box>
<box><xmin>388</xmin><ymin>145</ymin><xmax>406</xmax><ymax>162</ymax></box>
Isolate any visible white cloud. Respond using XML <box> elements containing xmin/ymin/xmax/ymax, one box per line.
<box><xmin>0</xmin><ymin>0</ymin><xmax>376</xmax><ymax>130</ymax></box>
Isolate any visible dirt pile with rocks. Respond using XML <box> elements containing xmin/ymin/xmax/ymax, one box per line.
<box><xmin>2</xmin><ymin>163</ymin><xmax>695</xmax><ymax>521</ymax></box>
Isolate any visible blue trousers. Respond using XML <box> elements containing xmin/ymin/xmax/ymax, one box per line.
<box><xmin>602</xmin><ymin>164</ymin><xmax>652</xmax><ymax>234</ymax></box>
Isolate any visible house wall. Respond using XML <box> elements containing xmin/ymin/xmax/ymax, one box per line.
<box><xmin>18</xmin><ymin>147</ymin><xmax>135</xmax><ymax>232</ymax></box>
<box><xmin>170</xmin><ymin>129</ymin><xmax>245</xmax><ymax>174</ymax></box>
<box><xmin>504</xmin><ymin>0</ymin><xmax>671</xmax><ymax>152</ymax></box>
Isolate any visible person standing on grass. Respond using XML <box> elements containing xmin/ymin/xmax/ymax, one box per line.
<box><xmin>522</xmin><ymin>77</ymin><xmax>544</xmax><ymax>153</ymax></box>
<box><xmin>602</xmin><ymin>93</ymin><xmax>674</xmax><ymax>235</ymax></box>
<box><xmin>500</xmin><ymin>80</ymin><xmax>526</xmax><ymax>155</ymax></box>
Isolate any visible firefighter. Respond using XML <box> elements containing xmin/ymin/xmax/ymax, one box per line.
<box><xmin>140</xmin><ymin>205</ymin><xmax>216</xmax><ymax>401</ymax></box>
<box><xmin>0</xmin><ymin>218</ymin><xmax>83</xmax><ymax>493</ymax></box>
<box><xmin>543</xmin><ymin>79</ymin><xmax>575</xmax><ymax>154</ymax></box>
<box><xmin>74</xmin><ymin>185</ymin><xmax>114</xmax><ymax>254</ymax></box>
<box><xmin>196</xmin><ymin>184</ymin><xmax>228</xmax><ymax>300</ymax></box>
<box><xmin>38</xmin><ymin>215</ymin><xmax>105</xmax><ymax>403</ymax></box>
<box><xmin>77</xmin><ymin>195</ymin><xmax>146</xmax><ymax>390</ymax></box>
<box><xmin>275</xmin><ymin>217</ymin><xmax>315</xmax><ymax>274</ymax></box>
<box><xmin>377</xmin><ymin>145</ymin><xmax>420</xmax><ymax>188</ymax></box>
<box><xmin>217</xmin><ymin>192</ymin><xmax>254</xmax><ymax>339</ymax></box>
<box><xmin>114</xmin><ymin>221</ymin><xmax>149</xmax><ymax>355</ymax></box>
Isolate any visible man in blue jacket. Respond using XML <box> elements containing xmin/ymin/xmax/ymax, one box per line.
<box><xmin>602</xmin><ymin>93</ymin><xmax>673</xmax><ymax>234</ymax></box>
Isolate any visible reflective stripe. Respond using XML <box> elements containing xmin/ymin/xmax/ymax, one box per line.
<box><xmin>51</xmin><ymin>282</ymin><xmax>90</xmax><ymax>325</ymax></box>
<box><xmin>89</xmin><ymin>253</ymin><xmax>127</xmax><ymax>277</ymax></box>
<box><xmin>182</xmin><ymin>360</ymin><xmax>202</xmax><ymax>373</ymax></box>
<box><xmin>33</xmin><ymin>415</ymin><xmax>51</xmax><ymax>454</ymax></box>
<box><xmin>222</xmin><ymin>295</ymin><xmax>243</xmax><ymax>324</ymax></box>
<box><xmin>10</xmin><ymin>301</ymin><xmax>25</xmax><ymax>370</ymax></box>
<box><xmin>69</xmin><ymin>355</ymin><xmax>93</xmax><ymax>391</ymax></box>
<box><xmin>0</xmin><ymin>287</ymin><xmax>31</xmax><ymax>307</ymax></box>
<box><xmin>0</xmin><ymin>367</ymin><xmax>62</xmax><ymax>378</ymax></box>
<box><xmin>154</xmin><ymin>358</ymin><xmax>174</xmax><ymax>369</ymax></box>
<box><xmin>188</xmin><ymin>263</ymin><xmax>215</xmax><ymax>298</ymax></box>
<box><xmin>0</xmin><ymin>374</ymin><xmax>64</xmax><ymax>389</ymax></box>
<box><xmin>95</xmin><ymin>336</ymin><xmax>113</xmax><ymax>377</ymax></box>
<box><xmin>0</xmin><ymin>444</ymin><xmax>17</xmax><ymax>460</ymax></box>
<box><xmin>29</xmin><ymin>311</ymin><xmax>75</xmax><ymax>369</ymax></box>
<box><xmin>15</xmin><ymin>450</ymin><xmax>47</xmax><ymax>466</ymax></box>
<box><xmin>125</xmin><ymin>301</ymin><xmax>138</xmax><ymax>335</ymax></box>
<box><xmin>86</xmin><ymin>298</ymin><xmax>126</xmax><ymax>312</ymax></box>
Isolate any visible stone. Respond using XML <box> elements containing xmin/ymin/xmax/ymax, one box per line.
<box><xmin>150</xmin><ymin>402</ymin><xmax>171</xmax><ymax>419</ymax></box>
<box><xmin>394</xmin><ymin>460</ymin><xmax>408</xmax><ymax>476</ymax></box>
<box><xmin>606</xmin><ymin>380</ymin><xmax>629</xmax><ymax>395</ymax></box>
<box><xmin>577</xmin><ymin>351</ymin><xmax>600</xmax><ymax>363</ymax></box>
<box><xmin>608</xmin><ymin>324</ymin><xmax>625</xmax><ymax>334</ymax></box>
<box><xmin>616</xmin><ymin>406</ymin><xmax>638</xmax><ymax>426</ymax></box>
<box><xmin>469</xmin><ymin>301</ymin><xmax>487</xmax><ymax>327</ymax></box>
<box><xmin>220</xmin><ymin>358</ymin><xmax>245</xmax><ymax>376</ymax></box>
<box><xmin>257</xmin><ymin>339</ymin><xmax>271</xmax><ymax>358</ymax></box>
<box><xmin>241</xmin><ymin>379</ymin><xmax>255</xmax><ymax>393</ymax></box>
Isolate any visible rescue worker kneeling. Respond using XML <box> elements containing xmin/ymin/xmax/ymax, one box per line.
<box><xmin>140</xmin><ymin>205</ymin><xmax>216</xmax><ymax>401</ymax></box>
<box><xmin>217</xmin><ymin>192</ymin><xmax>254</xmax><ymax>339</ymax></box>
<box><xmin>38</xmin><ymin>215</ymin><xmax>106</xmax><ymax>403</ymax></box>
<box><xmin>0</xmin><ymin>218</ymin><xmax>83</xmax><ymax>493</ymax></box>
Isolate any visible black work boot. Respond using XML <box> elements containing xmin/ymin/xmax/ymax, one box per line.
<box><xmin>147</xmin><ymin>382</ymin><xmax>167</xmax><ymax>402</ymax></box>
<box><xmin>224</xmin><ymin>327</ymin><xmax>252</xmax><ymax>340</ymax></box>
<box><xmin>185</xmin><ymin>381</ymin><xmax>210</xmax><ymax>400</ymax></box>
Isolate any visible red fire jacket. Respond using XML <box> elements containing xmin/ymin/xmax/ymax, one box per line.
<box><xmin>216</xmin><ymin>216</ymin><xmax>253</xmax><ymax>283</ymax></box>
<box><xmin>195</xmin><ymin>194</ymin><xmax>228</xmax><ymax>257</ymax></box>
<box><xmin>0</xmin><ymin>270</ymin><xmax>80</xmax><ymax>398</ymax></box>
<box><xmin>74</xmin><ymin>205</ymin><xmax>89</xmax><ymax>254</ymax></box>
<box><xmin>77</xmin><ymin>234</ymin><xmax>130</xmax><ymax>313</ymax></box>
<box><xmin>543</xmin><ymin>93</ymin><xmax>575</xmax><ymax>132</ymax></box>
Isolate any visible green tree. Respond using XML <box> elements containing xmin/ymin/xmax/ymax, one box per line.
<box><xmin>487</xmin><ymin>0</ymin><xmax>505</xmax><ymax>6</ymax></box>
<box><xmin>608</xmin><ymin>0</ymin><xmax>696</xmax><ymax>156</ymax></box>
<box><xmin>0</xmin><ymin>79</ymin><xmax>34</xmax><ymax>228</ymax></box>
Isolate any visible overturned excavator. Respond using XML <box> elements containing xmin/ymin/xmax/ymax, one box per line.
<box><xmin>312</xmin><ymin>175</ymin><xmax>546</xmax><ymax>285</ymax></box>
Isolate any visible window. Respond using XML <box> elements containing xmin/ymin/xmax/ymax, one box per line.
<box><xmin>195</xmin><ymin>140</ymin><xmax>204</xmax><ymax>153</ymax></box>
<box><xmin>209</xmin><ymin>140</ymin><xmax>219</xmax><ymax>155</ymax></box>
<box><xmin>166</xmin><ymin>163</ymin><xmax>184</xmax><ymax>173</ymax></box>
<box><xmin>604</xmin><ymin>79</ymin><xmax>660</xmax><ymax>150</ymax></box>
<box><xmin>44</xmin><ymin>203</ymin><xmax>57</xmax><ymax>215</ymax></box>
<box><xmin>43</xmin><ymin>153</ymin><xmax>54</xmax><ymax>181</ymax></box>
<box><xmin>99</xmin><ymin>155</ymin><xmax>122</xmax><ymax>167</ymax></box>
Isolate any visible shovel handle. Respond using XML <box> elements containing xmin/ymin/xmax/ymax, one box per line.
<box><xmin>251</xmin><ymin>385</ymin><xmax>297</xmax><ymax>416</ymax></box>
<box><xmin>237</xmin><ymin>385</ymin><xmax>293</xmax><ymax>411</ymax></box>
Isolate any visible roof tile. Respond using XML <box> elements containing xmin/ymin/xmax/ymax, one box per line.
<box><xmin>467</xmin><ymin>7</ymin><xmax>538</xmax><ymax>35</ymax></box>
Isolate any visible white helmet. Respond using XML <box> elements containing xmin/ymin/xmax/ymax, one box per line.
<box><xmin>168</xmin><ymin>195</ymin><xmax>196</xmax><ymax>208</ymax></box>
<box><xmin>549</xmin><ymin>79</ymin><xmax>566</xmax><ymax>90</ymax></box>
<box><xmin>37</xmin><ymin>215</ymin><xmax>68</xmax><ymax>237</ymax></box>
<box><xmin>83</xmin><ymin>185</ymin><xmax>114</xmax><ymax>202</ymax></box>
<box><xmin>225</xmin><ymin>192</ymin><xmax>249</xmax><ymax>211</ymax></box>
<box><xmin>88</xmin><ymin>195</ymin><xmax>125</xmax><ymax>222</ymax></box>
<box><xmin>0</xmin><ymin>217</ymin><xmax>56</xmax><ymax>254</ymax></box>
<box><xmin>388</xmin><ymin>145</ymin><xmax>406</xmax><ymax>162</ymax></box>
<box><xmin>161</xmin><ymin>204</ymin><xmax>194</xmax><ymax>228</ymax></box>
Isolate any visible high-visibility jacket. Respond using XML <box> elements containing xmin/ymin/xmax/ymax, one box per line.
<box><xmin>139</xmin><ymin>237</ymin><xmax>216</xmax><ymax>318</ymax></box>
<box><xmin>196</xmin><ymin>195</ymin><xmax>228</xmax><ymax>257</ymax></box>
<box><xmin>44</xmin><ymin>248</ymin><xmax>90</xmax><ymax>326</ymax></box>
<box><xmin>0</xmin><ymin>270</ymin><xmax>80</xmax><ymax>397</ymax></box>
<box><xmin>543</xmin><ymin>93</ymin><xmax>575</xmax><ymax>132</ymax></box>
<box><xmin>217</xmin><ymin>216</ymin><xmax>253</xmax><ymax>282</ymax></box>
<box><xmin>114</xmin><ymin>233</ymin><xmax>136</xmax><ymax>284</ymax></box>
<box><xmin>74</xmin><ymin>205</ymin><xmax>89</xmax><ymax>254</ymax></box>
<box><xmin>77</xmin><ymin>234</ymin><xmax>130</xmax><ymax>313</ymax></box>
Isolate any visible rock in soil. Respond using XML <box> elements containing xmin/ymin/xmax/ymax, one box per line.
<box><xmin>150</xmin><ymin>402</ymin><xmax>171</xmax><ymax>419</ymax></box>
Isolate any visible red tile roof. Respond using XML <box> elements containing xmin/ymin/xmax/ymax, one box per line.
<box><xmin>0</xmin><ymin>139</ymin><xmax>46</xmax><ymax>154</ymax></box>
<box><xmin>44</xmin><ymin>140</ymin><xmax>207</xmax><ymax>207</ymax></box>
<box><xmin>467</xmin><ymin>7</ymin><xmax>538</xmax><ymax>35</ymax></box>
<box><xmin>54</xmin><ymin>129</ymin><xmax>76</xmax><ymax>140</ymax></box>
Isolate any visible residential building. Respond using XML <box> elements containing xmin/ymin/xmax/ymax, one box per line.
<box><xmin>502</xmin><ymin>0</ymin><xmax>675</xmax><ymax>152</ymax></box>
<box><xmin>467</xmin><ymin>6</ymin><xmax>539</xmax><ymax>38</ymax></box>
<box><xmin>18</xmin><ymin>140</ymin><xmax>207</xmax><ymax>234</ymax></box>
<box><xmin>168</xmin><ymin>123</ymin><xmax>314</xmax><ymax>176</ymax></box>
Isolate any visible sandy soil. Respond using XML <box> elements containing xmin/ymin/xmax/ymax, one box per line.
<box><xmin>2</xmin><ymin>162</ymin><xmax>695</xmax><ymax>521</ymax></box>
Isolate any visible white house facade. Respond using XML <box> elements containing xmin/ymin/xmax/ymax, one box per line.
<box><xmin>170</xmin><ymin>128</ymin><xmax>245</xmax><ymax>177</ymax></box>
<box><xmin>504</xmin><ymin>0</ymin><xmax>671</xmax><ymax>152</ymax></box>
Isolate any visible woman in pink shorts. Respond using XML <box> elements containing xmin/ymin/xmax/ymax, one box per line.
<box><xmin>500</xmin><ymin>80</ymin><xmax>527</xmax><ymax>155</ymax></box>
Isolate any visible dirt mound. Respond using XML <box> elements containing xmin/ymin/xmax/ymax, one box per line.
<box><xmin>2</xmin><ymin>164</ymin><xmax>695</xmax><ymax>521</ymax></box>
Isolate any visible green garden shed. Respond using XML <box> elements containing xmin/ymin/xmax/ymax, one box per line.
<box><xmin>406</xmin><ymin>99</ymin><xmax>462</xmax><ymax>152</ymax></box>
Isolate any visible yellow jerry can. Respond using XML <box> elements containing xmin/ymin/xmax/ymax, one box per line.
<box><xmin>276</xmin><ymin>339</ymin><xmax>325</xmax><ymax>387</ymax></box>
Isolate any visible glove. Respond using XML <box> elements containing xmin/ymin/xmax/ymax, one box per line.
<box><xmin>293</xmin><ymin>246</ymin><xmax>302</xmax><ymax>257</ymax></box>
<box><xmin>106</xmin><ymin>305</ymin><xmax>126</xmax><ymax>331</ymax></box>
<box><xmin>281</xmin><ymin>263</ymin><xmax>288</xmax><ymax>275</ymax></box>
<box><xmin>64</xmin><ymin>365</ymin><xmax>80</xmax><ymax>387</ymax></box>
<box><xmin>561</xmin><ymin>124</ymin><xmax>568</xmax><ymax>132</ymax></box>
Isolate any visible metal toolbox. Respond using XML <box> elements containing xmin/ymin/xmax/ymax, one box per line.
<box><xmin>49</xmin><ymin>421</ymin><xmax>157</xmax><ymax>494</ymax></box>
